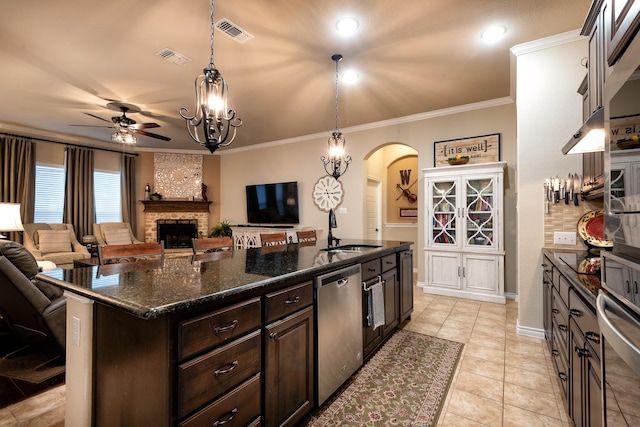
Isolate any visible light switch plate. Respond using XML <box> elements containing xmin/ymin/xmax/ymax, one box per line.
<box><xmin>553</xmin><ymin>231</ymin><xmax>577</xmax><ymax>245</ymax></box>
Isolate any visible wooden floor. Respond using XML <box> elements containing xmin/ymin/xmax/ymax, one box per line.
<box><xmin>0</xmin><ymin>286</ymin><xmax>570</xmax><ymax>426</ymax></box>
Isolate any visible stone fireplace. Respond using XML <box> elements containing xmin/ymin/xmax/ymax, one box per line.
<box><xmin>142</xmin><ymin>200</ymin><xmax>211</xmax><ymax>244</ymax></box>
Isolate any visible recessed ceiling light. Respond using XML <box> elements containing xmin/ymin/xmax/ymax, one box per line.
<box><xmin>336</xmin><ymin>17</ymin><xmax>358</xmax><ymax>36</ymax></box>
<box><xmin>481</xmin><ymin>26</ymin><xmax>506</xmax><ymax>42</ymax></box>
<box><xmin>341</xmin><ymin>69</ymin><xmax>359</xmax><ymax>83</ymax></box>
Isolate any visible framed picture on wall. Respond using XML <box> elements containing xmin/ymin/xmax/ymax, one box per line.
<box><xmin>433</xmin><ymin>133</ymin><xmax>500</xmax><ymax>167</ymax></box>
<box><xmin>399</xmin><ymin>207</ymin><xmax>418</xmax><ymax>218</ymax></box>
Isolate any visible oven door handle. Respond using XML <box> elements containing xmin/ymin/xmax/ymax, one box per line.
<box><xmin>596</xmin><ymin>293</ymin><xmax>640</xmax><ymax>374</ymax></box>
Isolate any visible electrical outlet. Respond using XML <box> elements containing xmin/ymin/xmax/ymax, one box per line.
<box><xmin>553</xmin><ymin>231</ymin><xmax>577</xmax><ymax>245</ymax></box>
<box><xmin>72</xmin><ymin>316</ymin><xmax>81</xmax><ymax>346</ymax></box>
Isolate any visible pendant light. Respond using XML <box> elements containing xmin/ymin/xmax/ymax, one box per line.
<box><xmin>321</xmin><ymin>54</ymin><xmax>352</xmax><ymax>179</ymax></box>
<box><xmin>179</xmin><ymin>0</ymin><xmax>242</xmax><ymax>153</ymax></box>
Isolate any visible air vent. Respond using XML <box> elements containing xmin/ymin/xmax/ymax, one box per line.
<box><xmin>215</xmin><ymin>18</ymin><xmax>254</xmax><ymax>44</ymax></box>
<box><xmin>154</xmin><ymin>48</ymin><xmax>192</xmax><ymax>66</ymax></box>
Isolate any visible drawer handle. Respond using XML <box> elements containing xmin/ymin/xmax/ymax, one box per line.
<box><xmin>543</xmin><ymin>280</ymin><xmax>550</xmax><ymax>285</ymax></box>
<box><xmin>368</xmin><ymin>268</ymin><xmax>376</xmax><ymax>272</ymax></box>
<box><xmin>570</xmin><ymin>309</ymin><xmax>583</xmax><ymax>317</ymax></box>
<box><xmin>214</xmin><ymin>320</ymin><xmax>238</xmax><ymax>334</ymax></box>
<box><xmin>385</xmin><ymin>261</ymin><xmax>394</xmax><ymax>265</ymax></box>
<box><xmin>551</xmin><ymin>349</ymin><xmax>559</xmax><ymax>357</ymax></box>
<box><xmin>213</xmin><ymin>408</ymin><xmax>238</xmax><ymax>426</ymax></box>
<box><xmin>285</xmin><ymin>295</ymin><xmax>300</xmax><ymax>305</ymax></box>
<box><xmin>552</xmin><ymin>308</ymin><xmax>559</xmax><ymax>314</ymax></box>
<box><xmin>541</xmin><ymin>263</ymin><xmax>548</xmax><ymax>267</ymax></box>
<box><xmin>575</xmin><ymin>347</ymin><xmax>591</xmax><ymax>358</ymax></box>
<box><xmin>558</xmin><ymin>372</ymin><xmax>567</xmax><ymax>381</ymax></box>
<box><xmin>627</xmin><ymin>280</ymin><xmax>631</xmax><ymax>293</ymax></box>
<box><xmin>586</xmin><ymin>331</ymin><xmax>600</xmax><ymax>344</ymax></box>
<box><xmin>558</xmin><ymin>324</ymin><xmax>567</xmax><ymax>332</ymax></box>
<box><xmin>214</xmin><ymin>360</ymin><xmax>239</xmax><ymax>376</ymax></box>
<box><xmin>635</xmin><ymin>281</ymin><xmax>638</xmax><ymax>295</ymax></box>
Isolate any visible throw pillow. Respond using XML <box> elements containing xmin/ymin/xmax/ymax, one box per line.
<box><xmin>104</xmin><ymin>229</ymin><xmax>133</xmax><ymax>245</ymax></box>
<box><xmin>38</xmin><ymin>230</ymin><xmax>72</xmax><ymax>254</ymax></box>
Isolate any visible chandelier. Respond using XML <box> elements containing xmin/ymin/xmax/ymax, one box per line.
<box><xmin>179</xmin><ymin>0</ymin><xmax>242</xmax><ymax>153</ymax></box>
<box><xmin>321</xmin><ymin>54</ymin><xmax>352</xmax><ymax>179</ymax></box>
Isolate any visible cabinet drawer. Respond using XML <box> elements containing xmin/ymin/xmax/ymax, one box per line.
<box><xmin>178</xmin><ymin>330</ymin><xmax>261</xmax><ymax>418</ymax></box>
<box><xmin>381</xmin><ymin>254</ymin><xmax>397</xmax><ymax>272</ymax></box>
<box><xmin>265</xmin><ymin>281</ymin><xmax>313</xmax><ymax>324</ymax></box>
<box><xmin>552</xmin><ymin>288</ymin><xmax>568</xmax><ymax>349</ymax></box>
<box><xmin>362</xmin><ymin>259</ymin><xmax>381</xmax><ymax>281</ymax></box>
<box><xmin>179</xmin><ymin>374</ymin><xmax>261</xmax><ymax>427</ymax></box>
<box><xmin>179</xmin><ymin>298</ymin><xmax>261</xmax><ymax>360</ymax></box>
<box><xmin>556</xmin><ymin>275</ymin><xmax>571</xmax><ymax>307</ymax></box>
<box><xmin>569</xmin><ymin>289</ymin><xmax>600</xmax><ymax>361</ymax></box>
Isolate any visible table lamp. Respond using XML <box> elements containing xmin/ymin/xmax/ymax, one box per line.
<box><xmin>0</xmin><ymin>203</ymin><xmax>24</xmax><ymax>239</ymax></box>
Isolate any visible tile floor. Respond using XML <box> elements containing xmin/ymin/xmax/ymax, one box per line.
<box><xmin>0</xmin><ymin>287</ymin><xmax>571</xmax><ymax>426</ymax></box>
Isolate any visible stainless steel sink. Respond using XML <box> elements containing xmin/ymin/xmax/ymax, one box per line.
<box><xmin>320</xmin><ymin>244</ymin><xmax>382</xmax><ymax>253</ymax></box>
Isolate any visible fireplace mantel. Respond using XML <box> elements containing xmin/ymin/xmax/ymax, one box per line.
<box><xmin>141</xmin><ymin>200</ymin><xmax>212</xmax><ymax>213</ymax></box>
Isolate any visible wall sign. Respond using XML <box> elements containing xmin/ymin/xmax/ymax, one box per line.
<box><xmin>433</xmin><ymin>133</ymin><xmax>500</xmax><ymax>167</ymax></box>
<box><xmin>399</xmin><ymin>207</ymin><xmax>418</xmax><ymax>218</ymax></box>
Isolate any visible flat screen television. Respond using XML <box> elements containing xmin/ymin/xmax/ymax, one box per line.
<box><xmin>245</xmin><ymin>181</ymin><xmax>300</xmax><ymax>224</ymax></box>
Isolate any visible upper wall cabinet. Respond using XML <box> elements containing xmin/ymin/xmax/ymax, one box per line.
<box><xmin>583</xmin><ymin>0</ymin><xmax>606</xmax><ymax>116</ymax></box>
<box><xmin>605</xmin><ymin>0</ymin><xmax>640</xmax><ymax>65</ymax></box>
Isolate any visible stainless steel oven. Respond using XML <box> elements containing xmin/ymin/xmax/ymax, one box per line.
<box><xmin>599</xmin><ymin>252</ymin><xmax>640</xmax><ymax>425</ymax></box>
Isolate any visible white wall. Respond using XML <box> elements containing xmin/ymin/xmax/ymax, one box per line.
<box><xmin>514</xmin><ymin>32</ymin><xmax>586</xmax><ymax>332</ymax></box>
<box><xmin>219</xmin><ymin>100</ymin><xmax>518</xmax><ymax>293</ymax></box>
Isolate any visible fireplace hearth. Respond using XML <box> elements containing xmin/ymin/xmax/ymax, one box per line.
<box><xmin>157</xmin><ymin>219</ymin><xmax>198</xmax><ymax>249</ymax></box>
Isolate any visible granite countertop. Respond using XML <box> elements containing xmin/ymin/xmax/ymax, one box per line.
<box><xmin>542</xmin><ymin>248</ymin><xmax>605</xmax><ymax>306</ymax></box>
<box><xmin>38</xmin><ymin>240</ymin><xmax>412</xmax><ymax>319</ymax></box>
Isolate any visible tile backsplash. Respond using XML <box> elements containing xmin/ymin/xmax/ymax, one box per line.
<box><xmin>543</xmin><ymin>191</ymin><xmax>603</xmax><ymax>250</ymax></box>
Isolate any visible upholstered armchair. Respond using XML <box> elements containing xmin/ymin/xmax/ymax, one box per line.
<box><xmin>0</xmin><ymin>241</ymin><xmax>66</xmax><ymax>353</ymax></box>
<box><xmin>93</xmin><ymin>222</ymin><xmax>142</xmax><ymax>246</ymax></box>
<box><xmin>22</xmin><ymin>223</ymin><xmax>90</xmax><ymax>267</ymax></box>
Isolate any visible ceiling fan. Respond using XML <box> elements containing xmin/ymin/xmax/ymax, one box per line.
<box><xmin>70</xmin><ymin>102</ymin><xmax>171</xmax><ymax>142</ymax></box>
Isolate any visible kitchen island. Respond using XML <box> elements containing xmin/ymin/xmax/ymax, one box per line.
<box><xmin>39</xmin><ymin>240</ymin><xmax>413</xmax><ymax>427</ymax></box>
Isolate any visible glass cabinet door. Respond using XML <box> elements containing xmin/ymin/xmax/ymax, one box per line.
<box><xmin>430</xmin><ymin>179</ymin><xmax>457</xmax><ymax>246</ymax></box>
<box><xmin>464</xmin><ymin>176</ymin><xmax>497</xmax><ymax>249</ymax></box>
<box><xmin>610</xmin><ymin>167</ymin><xmax>625</xmax><ymax>213</ymax></box>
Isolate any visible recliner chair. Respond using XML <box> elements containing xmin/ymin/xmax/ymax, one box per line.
<box><xmin>0</xmin><ymin>241</ymin><xmax>66</xmax><ymax>354</ymax></box>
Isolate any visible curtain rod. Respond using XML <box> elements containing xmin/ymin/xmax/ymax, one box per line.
<box><xmin>0</xmin><ymin>131</ymin><xmax>139</xmax><ymax>157</ymax></box>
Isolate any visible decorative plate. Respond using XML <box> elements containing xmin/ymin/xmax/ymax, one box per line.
<box><xmin>577</xmin><ymin>210</ymin><xmax>613</xmax><ymax>248</ymax></box>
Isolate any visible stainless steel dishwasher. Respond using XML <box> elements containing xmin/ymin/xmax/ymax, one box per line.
<box><xmin>315</xmin><ymin>263</ymin><xmax>363</xmax><ymax>405</ymax></box>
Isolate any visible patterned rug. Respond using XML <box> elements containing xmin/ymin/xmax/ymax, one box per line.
<box><xmin>306</xmin><ymin>329</ymin><xmax>463</xmax><ymax>426</ymax></box>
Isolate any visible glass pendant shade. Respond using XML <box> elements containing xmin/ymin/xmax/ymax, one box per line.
<box><xmin>111</xmin><ymin>129</ymin><xmax>137</xmax><ymax>144</ymax></box>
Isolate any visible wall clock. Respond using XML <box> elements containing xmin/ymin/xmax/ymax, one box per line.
<box><xmin>313</xmin><ymin>176</ymin><xmax>344</xmax><ymax>212</ymax></box>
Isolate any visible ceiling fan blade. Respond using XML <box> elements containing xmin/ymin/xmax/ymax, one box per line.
<box><xmin>69</xmin><ymin>124</ymin><xmax>115</xmax><ymax>128</ymax></box>
<box><xmin>130</xmin><ymin>122</ymin><xmax>160</xmax><ymax>130</ymax></box>
<box><xmin>83</xmin><ymin>112</ymin><xmax>111</xmax><ymax>123</ymax></box>
<box><xmin>135</xmin><ymin>130</ymin><xmax>171</xmax><ymax>141</ymax></box>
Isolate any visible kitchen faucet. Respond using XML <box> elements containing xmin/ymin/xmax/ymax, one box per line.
<box><xmin>327</xmin><ymin>209</ymin><xmax>340</xmax><ymax>248</ymax></box>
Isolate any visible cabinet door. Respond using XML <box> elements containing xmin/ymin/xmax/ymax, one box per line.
<box><xmin>362</xmin><ymin>282</ymin><xmax>383</xmax><ymax>360</ymax></box>
<box><xmin>585</xmin><ymin>343</ymin><xmax>603</xmax><ymax>427</ymax></box>
<box><xmin>381</xmin><ymin>268</ymin><xmax>399</xmax><ymax>337</ymax></box>
<box><xmin>264</xmin><ymin>306</ymin><xmax>314</xmax><ymax>427</ymax></box>
<box><xmin>426</xmin><ymin>251</ymin><xmax>461</xmax><ymax>290</ymax></box>
<box><xmin>428</xmin><ymin>178</ymin><xmax>459</xmax><ymax>247</ymax></box>
<box><xmin>606</xmin><ymin>0</ymin><xmax>640</xmax><ymax>65</ymax></box>
<box><xmin>462</xmin><ymin>254</ymin><xmax>500</xmax><ymax>295</ymax></box>
<box><xmin>399</xmin><ymin>250</ymin><xmax>414</xmax><ymax>321</ymax></box>
<box><xmin>570</xmin><ymin>319</ymin><xmax>585</xmax><ymax>427</ymax></box>
<box><xmin>463</xmin><ymin>175</ymin><xmax>499</xmax><ymax>250</ymax></box>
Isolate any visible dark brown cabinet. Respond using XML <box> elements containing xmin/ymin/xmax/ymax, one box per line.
<box><xmin>264</xmin><ymin>282</ymin><xmax>314</xmax><ymax>427</ymax></box>
<box><xmin>381</xmin><ymin>268</ymin><xmax>399</xmax><ymax>337</ymax></box>
<box><xmin>605</xmin><ymin>0</ymin><xmax>640</xmax><ymax>65</ymax></box>
<box><xmin>582</xmin><ymin>151</ymin><xmax>605</xmax><ymax>197</ymax></box>
<box><xmin>399</xmin><ymin>250</ymin><xmax>414</xmax><ymax>321</ymax></box>
<box><xmin>541</xmin><ymin>254</ymin><xmax>602</xmax><ymax>427</ymax></box>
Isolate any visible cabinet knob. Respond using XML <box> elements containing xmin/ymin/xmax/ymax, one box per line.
<box><xmin>586</xmin><ymin>331</ymin><xmax>600</xmax><ymax>344</ymax></box>
<box><xmin>551</xmin><ymin>349</ymin><xmax>559</xmax><ymax>357</ymax></box>
<box><xmin>558</xmin><ymin>372</ymin><xmax>567</xmax><ymax>381</ymax></box>
<box><xmin>552</xmin><ymin>308</ymin><xmax>559</xmax><ymax>314</ymax></box>
<box><xmin>570</xmin><ymin>309</ymin><xmax>583</xmax><ymax>317</ymax></box>
<box><xmin>558</xmin><ymin>324</ymin><xmax>567</xmax><ymax>332</ymax></box>
<box><xmin>285</xmin><ymin>296</ymin><xmax>300</xmax><ymax>305</ymax></box>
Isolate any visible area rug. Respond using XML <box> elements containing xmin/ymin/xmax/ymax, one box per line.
<box><xmin>306</xmin><ymin>329</ymin><xmax>463</xmax><ymax>426</ymax></box>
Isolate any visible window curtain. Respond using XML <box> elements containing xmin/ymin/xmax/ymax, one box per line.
<box><xmin>121</xmin><ymin>154</ymin><xmax>137</xmax><ymax>236</ymax></box>
<box><xmin>0</xmin><ymin>134</ymin><xmax>35</xmax><ymax>243</ymax></box>
<box><xmin>63</xmin><ymin>146</ymin><xmax>95</xmax><ymax>239</ymax></box>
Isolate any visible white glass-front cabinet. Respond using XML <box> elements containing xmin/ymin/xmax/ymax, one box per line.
<box><xmin>423</xmin><ymin>161</ymin><xmax>506</xmax><ymax>303</ymax></box>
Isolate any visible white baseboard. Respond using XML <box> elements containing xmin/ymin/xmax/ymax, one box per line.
<box><xmin>416</xmin><ymin>280</ymin><xmax>425</xmax><ymax>288</ymax></box>
<box><xmin>505</xmin><ymin>292</ymin><xmax>518</xmax><ymax>301</ymax></box>
<box><xmin>516</xmin><ymin>321</ymin><xmax>545</xmax><ymax>339</ymax></box>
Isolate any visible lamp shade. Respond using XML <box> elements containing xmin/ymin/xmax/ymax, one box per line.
<box><xmin>0</xmin><ymin>203</ymin><xmax>24</xmax><ymax>232</ymax></box>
